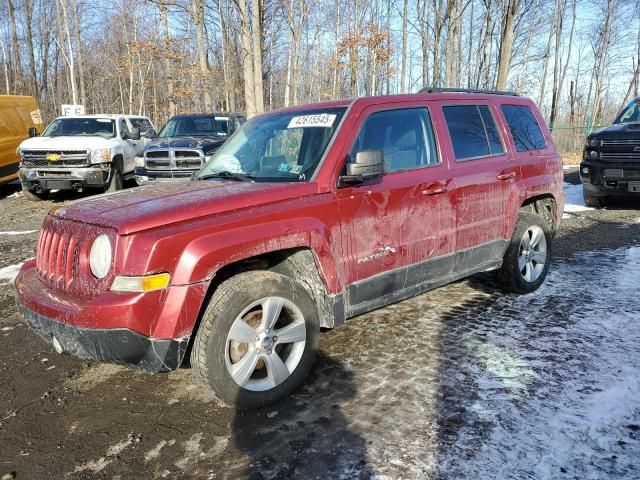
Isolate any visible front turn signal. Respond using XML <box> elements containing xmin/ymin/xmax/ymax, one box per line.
<box><xmin>111</xmin><ymin>273</ymin><xmax>170</xmax><ymax>292</ymax></box>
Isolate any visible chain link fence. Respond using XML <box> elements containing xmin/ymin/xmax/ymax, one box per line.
<box><xmin>550</xmin><ymin>123</ymin><xmax>605</xmax><ymax>160</ymax></box>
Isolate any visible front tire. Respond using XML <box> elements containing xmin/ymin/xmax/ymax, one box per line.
<box><xmin>584</xmin><ymin>193</ymin><xmax>607</xmax><ymax>208</ymax></box>
<box><xmin>191</xmin><ymin>271</ymin><xmax>320</xmax><ymax>409</ymax></box>
<box><xmin>21</xmin><ymin>183</ymin><xmax>49</xmax><ymax>201</ymax></box>
<box><xmin>104</xmin><ymin>167</ymin><xmax>123</xmax><ymax>193</ymax></box>
<box><xmin>498</xmin><ymin>212</ymin><xmax>552</xmax><ymax>294</ymax></box>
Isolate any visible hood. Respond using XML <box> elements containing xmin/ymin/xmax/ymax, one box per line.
<box><xmin>53</xmin><ymin>180</ymin><xmax>317</xmax><ymax>235</ymax></box>
<box><xmin>19</xmin><ymin>136</ymin><xmax>112</xmax><ymax>151</ymax></box>
<box><xmin>145</xmin><ymin>136</ymin><xmax>226</xmax><ymax>154</ymax></box>
<box><xmin>589</xmin><ymin>122</ymin><xmax>640</xmax><ymax>140</ymax></box>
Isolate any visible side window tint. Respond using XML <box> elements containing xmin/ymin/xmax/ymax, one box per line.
<box><xmin>443</xmin><ymin>105</ymin><xmax>490</xmax><ymax>160</ymax></box>
<box><xmin>478</xmin><ymin>106</ymin><xmax>504</xmax><ymax>155</ymax></box>
<box><xmin>501</xmin><ymin>105</ymin><xmax>546</xmax><ymax>152</ymax></box>
<box><xmin>350</xmin><ymin>108</ymin><xmax>438</xmax><ymax>173</ymax></box>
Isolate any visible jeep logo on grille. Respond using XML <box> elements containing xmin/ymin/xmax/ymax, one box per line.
<box><xmin>46</xmin><ymin>153</ymin><xmax>61</xmax><ymax>161</ymax></box>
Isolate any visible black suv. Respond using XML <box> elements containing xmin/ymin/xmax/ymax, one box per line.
<box><xmin>135</xmin><ymin>112</ymin><xmax>246</xmax><ymax>185</ymax></box>
<box><xmin>581</xmin><ymin>97</ymin><xmax>640</xmax><ymax>207</ymax></box>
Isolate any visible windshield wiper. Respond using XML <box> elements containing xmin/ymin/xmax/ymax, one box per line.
<box><xmin>199</xmin><ymin>171</ymin><xmax>255</xmax><ymax>182</ymax></box>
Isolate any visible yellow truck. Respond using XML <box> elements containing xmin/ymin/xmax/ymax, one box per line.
<box><xmin>0</xmin><ymin>95</ymin><xmax>44</xmax><ymax>185</ymax></box>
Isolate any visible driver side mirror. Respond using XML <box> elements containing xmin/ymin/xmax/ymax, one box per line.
<box><xmin>338</xmin><ymin>150</ymin><xmax>385</xmax><ymax>187</ymax></box>
<box><xmin>125</xmin><ymin>127</ymin><xmax>141</xmax><ymax>140</ymax></box>
<box><xmin>28</xmin><ymin>127</ymin><xmax>38</xmax><ymax>138</ymax></box>
<box><xmin>140</xmin><ymin>128</ymin><xmax>156</xmax><ymax>138</ymax></box>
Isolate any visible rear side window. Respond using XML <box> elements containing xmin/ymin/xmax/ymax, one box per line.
<box><xmin>350</xmin><ymin>108</ymin><xmax>439</xmax><ymax>173</ymax></box>
<box><xmin>443</xmin><ymin>105</ymin><xmax>504</xmax><ymax>161</ymax></box>
<box><xmin>130</xmin><ymin>118</ymin><xmax>153</xmax><ymax>131</ymax></box>
<box><xmin>501</xmin><ymin>105</ymin><xmax>546</xmax><ymax>152</ymax></box>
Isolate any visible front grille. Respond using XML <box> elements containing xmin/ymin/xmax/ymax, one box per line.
<box><xmin>603</xmin><ymin>168</ymin><xmax>640</xmax><ymax>179</ymax></box>
<box><xmin>601</xmin><ymin>139</ymin><xmax>640</xmax><ymax>146</ymax></box>
<box><xmin>21</xmin><ymin>150</ymin><xmax>89</xmax><ymax>167</ymax></box>
<box><xmin>601</xmin><ymin>152</ymin><xmax>640</xmax><ymax>161</ymax></box>
<box><xmin>147</xmin><ymin>159</ymin><xmax>171</xmax><ymax>169</ymax></box>
<box><xmin>36</xmin><ymin>225</ymin><xmax>77</xmax><ymax>289</ymax></box>
<box><xmin>144</xmin><ymin>149</ymin><xmax>203</xmax><ymax>170</ymax></box>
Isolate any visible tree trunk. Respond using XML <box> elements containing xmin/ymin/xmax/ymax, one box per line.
<box><xmin>160</xmin><ymin>5</ymin><xmax>176</xmax><ymax>117</ymax></box>
<box><xmin>496</xmin><ymin>0</ymin><xmax>520</xmax><ymax>90</ymax></box>
<box><xmin>72</xmin><ymin>0</ymin><xmax>86</xmax><ymax>107</ymax></box>
<box><xmin>24</xmin><ymin>0</ymin><xmax>39</xmax><ymax>98</ymax></box>
<box><xmin>237</xmin><ymin>0</ymin><xmax>256</xmax><ymax>116</ymax></box>
<box><xmin>251</xmin><ymin>0</ymin><xmax>264</xmax><ymax>114</ymax></box>
<box><xmin>193</xmin><ymin>0</ymin><xmax>212</xmax><ymax>111</ymax></box>
<box><xmin>400</xmin><ymin>0</ymin><xmax>408</xmax><ymax>92</ymax></box>
<box><xmin>7</xmin><ymin>0</ymin><xmax>22</xmax><ymax>93</ymax></box>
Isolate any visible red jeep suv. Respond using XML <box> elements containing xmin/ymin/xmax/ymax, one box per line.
<box><xmin>15</xmin><ymin>89</ymin><xmax>564</xmax><ymax>408</ymax></box>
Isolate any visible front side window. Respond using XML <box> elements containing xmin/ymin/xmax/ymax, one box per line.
<box><xmin>129</xmin><ymin>118</ymin><xmax>153</xmax><ymax>132</ymax></box>
<box><xmin>615</xmin><ymin>100</ymin><xmax>640</xmax><ymax>124</ymax></box>
<box><xmin>349</xmin><ymin>108</ymin><xmax>439</xmax><ymax>173</ymax></box>
<box><xmin>443</xmin><ymin>105</ymin><xmax>504</xmax><ymax>161</ymax></box>
<box><xmin>42</xmin><ymin>118</ymin><xmax>115</xmax><ymax>138</ymax></box>
<box><xmin>501</xmin><ymin>105</ymin><xmax>546</xmax><ymax>152</ymax></box>
<box><xmin>159</xmin><ymin>116</ymin><xmax>229</xmax><ymax>138</ymax></box>
<box><xmin>198</xmin><ymin>108</ymin><xmax>346</xmax><ymax>182</ymax></box>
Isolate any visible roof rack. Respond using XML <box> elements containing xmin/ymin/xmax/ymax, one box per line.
<box><xmin>419</xmin><ymin>87</ymin><xmax>519</xmax><ymax>97</ymax></box>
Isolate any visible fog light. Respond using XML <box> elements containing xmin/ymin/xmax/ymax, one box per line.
<box><xmin>581</xmin><ymin>166</ymin><xmax>590</xmax><ymax>175</ymax></box>
<box><xmin>111</xmin><ymin>273</ymin><xmax>170</xmax><ymax>292</ymax></box>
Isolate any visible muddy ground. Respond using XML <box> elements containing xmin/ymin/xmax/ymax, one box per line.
<box><xmin>0</xmin><ymin>169</ymin><xmax>639</xmax><ymax>479</ymax></box>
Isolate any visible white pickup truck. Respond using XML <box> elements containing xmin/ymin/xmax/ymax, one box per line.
<box><xmin>17</xmin><ymin>114</ymin><xmax>155</xmax><ymax>201</ymax></box>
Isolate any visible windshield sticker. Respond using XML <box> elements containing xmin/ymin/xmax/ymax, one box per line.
<box><xmin>278</xmin><ymin>163</ymin><xmax>290</xmax><ymax>173</ymax></box>
<box><xmin>287</xmin><ymin>114</ymin><xmax>336</xmax><ymax>129</ymax></box>
<box><xmin>290</xmin><ymin>165</ymin><xmax>303</xmax><ymax>174</ymax></box>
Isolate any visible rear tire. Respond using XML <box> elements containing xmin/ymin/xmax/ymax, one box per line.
<box><xmin>21</xmin><ymin>183</ymin><xmax>49</xmax><ymax>201</ymax></box>
<box><xmin>583</xmin><ymin>193</ymin><xmax>607</xmax><ymax>208</ymax></box>
<box><xmin>104</xmin><ymin>167</ymin><xmax>123</xmax><ymax>193</ymax></box>
<box><xmin>191</xmin><ymin>271</ymin><xmax>320</xmax><ymax>409</ymax></box>
<box><xmin>498</xmin><ymin>211</ymin><xmax>552</xmax><ymax>294</ymax></box>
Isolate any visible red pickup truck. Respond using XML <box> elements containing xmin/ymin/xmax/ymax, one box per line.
<box><xmin>15</xmin><ymin>90</ymin><xmax>564</xmax><ymax>408</ymax></box>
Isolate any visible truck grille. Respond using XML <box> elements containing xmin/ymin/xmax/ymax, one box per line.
<box><xmin>600</xmin><ymin>152</ymin><xmax>640</xmax><ymax>161</ymax></box>
<box><xmin>21</xmin><ymin>150</ymin><xmax>90</xmax><ymax>167</ymax></box>
<box><xmin>601</xmin><ymin>139</ymin><xmax>640</xmax><ymax>146</ymax></box>
<box><xmin>36</xmin><ymin>225</ymin><xmax>78</xmax><ymax>289</ymax></box>
<box><xmin>144</xmin><ymin>149</ymin><xmax>203</xmax><ymax>170</ymax></box>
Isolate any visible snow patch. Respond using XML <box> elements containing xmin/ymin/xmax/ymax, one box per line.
<box><xmin>0</xmin><ymin>230</ymin><xmax>37</xmax><ymax>235</ymax></box>
<box><xmin>564</xmin><ymin>182</ymin><xmax>593</xmax><ymax>213</ymax></box>
<box><xmin>0</xmin><ymin>263</ymin><xmax>23</xmax><ymax>283</ymax></box>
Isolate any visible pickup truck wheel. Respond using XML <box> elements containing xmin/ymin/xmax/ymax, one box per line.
<box><xmin>583</xmin><ymin>193</ymin><xmax>607</xmax><ymax>208</ymax></box>
<box><xmin>498</xmin><ymin>212</ymin><xmax>551</xmax><ymax>294</ymax></box>
<box><xmin>104</xmin><ymin>167</ymin><xmax>123</xmax><ymax>193</ymax></box>
<box><xmin>191</xmin><ymin>271</ymin><xmax>319</xmax><ymax>409</ymax></box>
<box><xmin>21</xmin><ymin>183</ymin><xmax>49</xmax><ymax>201</ymax></box>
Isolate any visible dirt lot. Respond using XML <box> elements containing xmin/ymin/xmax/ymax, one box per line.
<box><xmin>1</xmin><ymin>169</ymin><xmax>639</xmax><ymax>479</ymax></box>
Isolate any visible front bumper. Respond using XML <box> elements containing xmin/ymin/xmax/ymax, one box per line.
<box><xmin>134</xmin><ymin>166</ymin><xmax>195</xmax><ymax>186</ymax></box>
<box><xmin>580</xmin><ymin>160</ymin><xmax>640</xmax><ymax>197</ymax></box>
<box><xmin>14</xmin><ymin>262</ymin><xmax>209</xmax><ymax>372</ymax></box>
<box><xmin>18</xmin><ymin>301</ymin><xmax>188</xmax><ymax>373</ymax></box>
<box><xmin>19</xmin><ymin>166</ymin><xmax>109</xmax><ymax>192</ymax></box>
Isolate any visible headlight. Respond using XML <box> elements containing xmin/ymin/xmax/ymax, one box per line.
<box><xmin>92</xmin><ymin>148</ymin><xmax>110</xmax><ymax>162</ymax></box>
<box><xmin>589</xmin><ymin>150</ymin><xmax>598</xmax><ymax>159</ymax></box>
<box><xmin>204</xmin><ymin>155</ymin><xmax>212</xmax><ymax>163</ymax></box>
<box><xmin>588</xmin><ymin>138</ymin><xmax>600</xmax><ymax>147</ymax></box>
<box><xmin>89</xmin><ymin>234</ymin><xmax>112</xmax><ymax>278</ymax></box>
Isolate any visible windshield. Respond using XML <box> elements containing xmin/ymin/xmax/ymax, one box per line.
<box><xmin>159</xmin><ymin>116</ymin><xmax>229</xmax><ymax>137</ymax></box>
<box><xmin>198</xmin><ymin>108</ymin><xmax>346</xmax><ymax>182</ymax></box>
<box><xmin>42</xmin><ymin>118</ymin><xmax>115</xmax><ymax>138</ymax></box>
<box><xmin>615</xmin><ymin>100</ymin><xmax>640</xmax><ymax>124</ymax></box>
